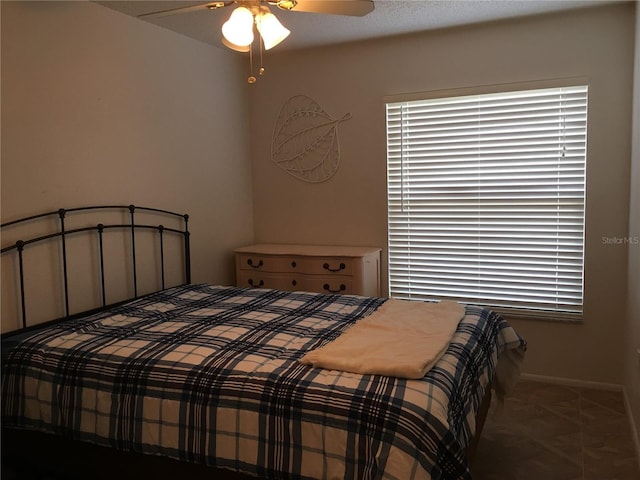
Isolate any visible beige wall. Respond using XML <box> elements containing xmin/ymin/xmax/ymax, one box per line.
<box><xmin>248</xmin><ymin>4</ymin><xmax>635</xmax><ymax>384</ymax></box>
<box><xmin>1</xmin><ymin>2</ymin><xmax>253</xmax><ymax>329</ymax></box>
<box><xmin>625</xmin><ymin>0</ymin><xmax>640</xmax><ymax>453</ymax></box>
<box><xmin>1</xmin><ymin>1</ymin><xmax>636</xmax><ymax>389</ymax></box>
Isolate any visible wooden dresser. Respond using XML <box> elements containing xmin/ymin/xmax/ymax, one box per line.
<box><xmin>234</xmin><ymin>244</ymin><xmax>381</xmax><ymax>297</ymax></box>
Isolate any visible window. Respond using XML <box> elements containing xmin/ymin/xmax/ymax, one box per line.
<box><xmin>386</xmin><ymin>85</ymin><xmax>588</xmax><ymax>321</ymax></box>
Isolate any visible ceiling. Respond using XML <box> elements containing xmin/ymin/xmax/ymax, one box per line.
<box><xmin>96</xmin><ymin>0</ymin><xmax>610</xmax><ymax>52</ymax></box>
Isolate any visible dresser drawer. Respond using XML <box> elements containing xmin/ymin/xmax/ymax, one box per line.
<box><xmin>236</xmin><ymin>272</ymin><xmax>295</xmax><ymax>291</ymax></box>
<box><xmin>294</xmin><ymin>276</ymin><xmax>354</xmax><ymax>295</ymax></box>
<box><xmin>236</xmin><ymin>254</ymin><xmax>296</xmax><ymax>273</ymax></box>
<box><xmin>291</xmin><ymin>257</ymin><xmax>354</xmax><ymax>276</ymax></box>
<box><xmin>237</xmin><ymin>253</ymin><xmax>355</xmax><ymax>276</ymax></box>
<box><xmin>236</xmin><ymin>272</ymin><xmax>353</xmax><ymax>294</ymax></box>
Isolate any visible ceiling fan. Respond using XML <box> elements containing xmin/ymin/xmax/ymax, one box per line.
<box><xmin>138</xmin><ymin>1</ymin><xmax>375</xmax><ymax>83</ymax></box>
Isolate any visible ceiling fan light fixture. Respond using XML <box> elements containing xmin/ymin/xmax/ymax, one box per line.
<box><xmin>255</xmin><ymin>11</ymin><xmax>290</xmax><ymax>50</ymax></box>
<box><xmin>221</xmin><ymin>6</ymin><xmax>255</xmax><ymax>47</ymax></box>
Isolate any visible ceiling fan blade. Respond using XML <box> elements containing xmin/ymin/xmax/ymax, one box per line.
<box><xmin>138</xmin><ymin>2</ymin><xmax>233</xmax><ymax>19</ymax></box>
<box><xmin>290</xmin><ymin>0</ymin><xmax>374</xmax><ymax>17</ymax></box>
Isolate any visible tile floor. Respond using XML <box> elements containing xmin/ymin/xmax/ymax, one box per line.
<box><xmin>471</xmin><ymin>379</ymin><xmax>640</xmax><ymax>480</ymax></box>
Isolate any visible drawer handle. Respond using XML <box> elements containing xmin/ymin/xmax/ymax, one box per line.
<box><xmin>248</xmin><ymin>279</ymin><xmax>264</xmax><ymax>288</ymax></box>
<box><xmin>291</xmin><ymin>280</ymin><xmax>297</xmax><ymax>286</ymax></box>
<box><xmin>323</xmin><ymin>283</ymin><xmax>346</xmax><ymax>294</ymax></box>
<box><xmin>323</xmin><ymin>262</ymin><xmax>346</xmax><ymax>272</ymax></box>
<box><xmin>247</xmin><ymin>259</ymin><xmax>264</xmax><ymax>269</ymax></box>
<box><xmin>291</xmin><ymin>261</ymin><xmax>297</xmax><ymax>268</ymax></box>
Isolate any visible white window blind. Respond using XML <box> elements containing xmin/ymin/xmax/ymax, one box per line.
<box><xmin>386</xmin><ymin>85</ymin><xmax>588</xmax><ymax>321</ymax></box>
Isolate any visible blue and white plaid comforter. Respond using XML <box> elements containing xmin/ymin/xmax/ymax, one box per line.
<box><xmin>2</xmin><ymin>284</ymin><xmax>525</xmax><ymax>480</ymax></box>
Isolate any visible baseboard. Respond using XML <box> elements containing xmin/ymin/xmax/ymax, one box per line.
<box><xmin>519</xmin><ymin>372</ymin><xmax>623</xmax><ymax>391</ymax></box>
<box><xmin>622</xmin><ymin>386</ymin><xmax>640</xmax><ymax>472</ymax></box>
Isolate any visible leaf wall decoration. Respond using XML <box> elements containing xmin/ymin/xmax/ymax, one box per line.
<box><xmin>271</xmin><ymin>95</ymin><xmax>352</xmax><ymax>183</ymax></box>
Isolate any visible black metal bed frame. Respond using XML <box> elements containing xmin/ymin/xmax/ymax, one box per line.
<box><xmin>1</xmin><ymin>204</ymin><xmax>191</xmax><ymax>334</ymax></box>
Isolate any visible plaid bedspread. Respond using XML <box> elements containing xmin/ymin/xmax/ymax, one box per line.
<box><xmin>2</xmin><ymin>284</ymin><xmax>525</xmax><ymax>480</ymax></box>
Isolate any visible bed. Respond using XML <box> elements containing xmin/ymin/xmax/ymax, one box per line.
<box><xmin>1</xmin><ymin>205</ymin><xmax>526</xmax><ymax>480</ymax></box>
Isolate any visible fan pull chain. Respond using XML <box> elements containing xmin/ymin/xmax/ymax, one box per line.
<box><xmin>259</xmin><ymin>35</ymin><xmax>265</xmax><ymax>76</ymax></box>
<box><xmin>247</xmin><ymin>38</ymin><xmax>266</xmax><ymax>83</ymax></box>
<box><xmin>248</xmin><ymin>41</ymin><xmax>256</xmax><ymax>84</ymax></box>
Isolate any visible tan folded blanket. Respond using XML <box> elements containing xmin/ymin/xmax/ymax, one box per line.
<box><xmin>299</xmin><ymin>298</ymin><xmax>465</xmax><ymax>379</ymax></box>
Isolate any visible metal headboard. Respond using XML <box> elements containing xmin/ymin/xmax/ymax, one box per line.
<box><xmin>1</xmin><ymin>205</ymin><xmax>191</xmax><ymax>333</ymax></box>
